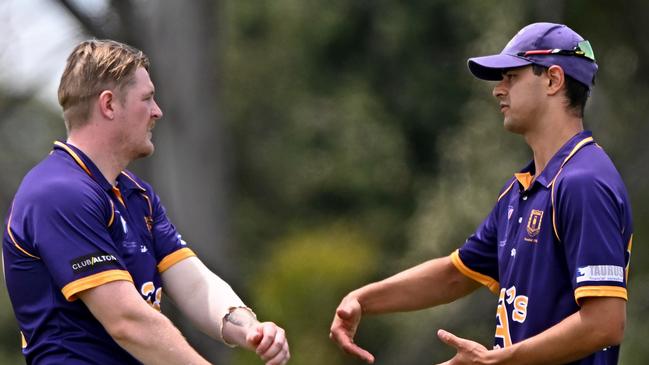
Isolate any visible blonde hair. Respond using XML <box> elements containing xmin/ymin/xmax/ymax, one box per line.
<box><xmin>57</xmin><ymin>39</ymin><xmax>150</xmax><ymax>131</ymax></box>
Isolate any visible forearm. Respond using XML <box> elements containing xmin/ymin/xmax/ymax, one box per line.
<box><xmin>111</xmin><ymin>310</ymin><xmax>211</xmax><ymax>365</ymax></box>
<box><xmin>353</xmin><ymin>256</ymin><xmax>480</xmax><ymax>314</ymax></box>
<box><xmin>162</xmin><ymin>257</ymin><xmax>291</xmax><ymax>365</ymax></box>
<box><xmin>80</xmin><ymin>280</ymin><xmax>210</xmax><ymax>365</ymax></box>
<box><xmin>163</xmin><ymin>257</ymin><xmax>246</xmax><ymax>342</ymax></box>
<box><xmin>495</xmin><ymin>297</ymin><xmax>626</xmax><ymax>365</ymax></box>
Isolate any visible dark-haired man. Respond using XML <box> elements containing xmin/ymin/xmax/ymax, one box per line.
<box><xmin>330</xmin><ymin>22</ymin><xmax>631</xmax><ymax>365</ymax></box>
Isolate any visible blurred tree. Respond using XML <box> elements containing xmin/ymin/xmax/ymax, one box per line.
<box><xmin>3</xmin><ymin>0</ymin><xmax>647</xmax><ymax>363</ymax></box>
<box><xmin>233</xmin><ymin>224</ymin><xmax>382</xmax><ymax>365</ymax></box>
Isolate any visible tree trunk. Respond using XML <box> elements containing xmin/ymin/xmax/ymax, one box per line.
<box><xmin>142</xmin><ymin>1</ymin><xmax>234</xmax><ymax>363</ymax></box>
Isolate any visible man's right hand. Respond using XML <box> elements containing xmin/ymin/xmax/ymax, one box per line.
<box><xmin>329</xmin><ymin>296</ymin><xmax>375</xmax><ymax>364</ymax></box>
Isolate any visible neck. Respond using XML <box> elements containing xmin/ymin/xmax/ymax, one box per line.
<box><xmin>67</xmin><ymin>130</ymin><xmax>129</xmax><ymax>186</ymax></box>
<box><xmin>524</xmin><ymin>112</ymin><xmax>583</xmax><ymax>176</ymax></box>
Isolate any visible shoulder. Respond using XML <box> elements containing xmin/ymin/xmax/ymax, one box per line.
<box><xmin>553</xmin><ymin>144</ymin><xmax>630</xmax><ymax>212</ymax></box>
<box><xmin>555</xmin><ymin>144</ymin><xmax>626</xmax><ymax>192</ymax></box>
<box><xmin>15</xmin><ymin>157</ymin><xmax>108</xmax><ymax>213</ymax></box>
<box><xmin>496</xmin><ymin>176</ymin><xmax>518</xmax><ymax>202</ymax></box>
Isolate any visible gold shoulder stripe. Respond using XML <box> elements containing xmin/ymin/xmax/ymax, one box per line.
<box><xmin>497</xmin><ymin>180</ymin><xmax>517</xmax><ymax>202</ymax></box>
<box><xmin>450</xmin><ymin>250</ymin><xmax>500</xmax><ymax>294</ymax></box>
<box><xmin>20</xmin><ymin>332</ymin><xmax>27</xmax><ymax>349</ymax></box>
<box><xmin>62</xmin><ymin>270</ymin><xmax>133</xmax><ymax>301</ymax></box>
<box><xmin>549</xmin><ymin>136</ymin><xmax>595</xmax><ymax>242</ymax></box>
<box><xmin>157</xmin><ymin>247</ymin><xmax>196</xmax><ymax>273</ymax></box>
<box><xmin>550</xmin><ymin>170</ymin><xmax>562</xmax><ymax>242</ymax></box>
<box><xmin>560</xmin><ymin>136</ymin><xmax>594</xmax><ymax>169</ymax></box>
<box><xmin>6</xmin><ymin>204</ymin><xmax>40</xmax><ymax>259</ymax></box>
<box><xmin>574</xmin><ymin>285</ymin><xmax>627</xmax><ymax>303</ymax></box>
<box><xmin>54</xmin><ymin>141</ymin><xmax>92</xmax><ymax>177</ymax></box>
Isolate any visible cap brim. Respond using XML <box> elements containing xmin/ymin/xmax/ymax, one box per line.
<box><xmin>468</xmin><ymin>54</ymin><xmax>532</xmax><ymax>81</ymax></box>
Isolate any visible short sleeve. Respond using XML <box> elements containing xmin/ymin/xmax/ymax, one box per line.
<box><xmin>30</xmin><ymin>183</ymin><xmax>132</xmax><ymax>301</ymax></box>
<box><xmin>148</xmin><ymin>191</ymin><xmax>196</xmax><ymax>273</ymax></box>
<box><xmin>554</xmin><ymin>172</ymin><xmax>629</xmax><ymax>303</ymax></box>
<box><xmin>452</xmin><ymin>203</ymin><xmax>501</xmax><ymax>294</ymax></box>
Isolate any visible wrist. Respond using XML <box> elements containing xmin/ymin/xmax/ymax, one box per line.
<box><xmin>221</xmin><ymin>306</ymin><xmax>258</xmax><ymax>347</ymax></box>
<box><xmin>487</xmin><ymin>346</ymin><xmax>514</xmax><ymax>365</ymax></box>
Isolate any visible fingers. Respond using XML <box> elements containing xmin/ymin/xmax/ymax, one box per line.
<box><xmin>247</xmin><ymin>326</ymin><xmax>264</xmax><ymax>347</ymax></box>
<box><xmin>436</xmin><ymin>329</ymin><xmax>489</xmax><ymax>365</ymax></box>
<box><xmin>336</xmin><ymin>338</ymin><xmax>375</xmax><ymax>364</ymax></box>
<box><xmin>252</xmin><ymin>322</ymin><xmax>291</xmax><ymax>365</ymax></box>
<box><xmin>329</xmin><ymin>299</ymin><xmax>374</xmax><ymax>363</ymax></box>
<box><xmin>336</xmin><ymin>307</ymin><xmax>353</xmax><ymax>320</ymax></box>
<box><xmin>437</xmin><ymin>329</ymin><xmax>462</xmax><ymax>349</ymax></box>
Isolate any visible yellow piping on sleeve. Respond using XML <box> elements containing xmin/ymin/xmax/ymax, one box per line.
<box><xmin>575</xmin><ymin>285</ymin><xmax>627</xmax><ymax>303</ymax></box>
<box><xmin>62</xmin><ymin>270</ymin><xmax>133</xmax><ymax>301</ymax></box>
<box><xmin>157</xmin><ymin>248</ymin><xmax>196</xmax><ymax>273</ymax></box>
<box><xmin>450</xmin><ymin>250</ymin><xmax>500</xmax><ymax>294</ymax></box>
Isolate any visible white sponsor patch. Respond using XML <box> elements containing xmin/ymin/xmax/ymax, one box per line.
<box><xmin>576</xmin><ymin>265</ymin><xmax>624</xmax><ymax>283</ymax></box>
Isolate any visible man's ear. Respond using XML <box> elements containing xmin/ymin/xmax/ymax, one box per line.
<box><xmin>98</xmin><ymin>90</ymin><xmax>116</xmax><ymax>119</ymax></box>
<box><xmin>546</xmin><ymin>65</ymin><xmax>565</xmax><ymax>95</ymax></box>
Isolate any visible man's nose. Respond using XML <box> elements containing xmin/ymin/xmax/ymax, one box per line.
<box><xmin>152</xmin><ymin>100</ymin><xmax>163</xmax><ymax>119</ymax></box>
<box><xmin>492</xmin><ymin>80</ymin><xmax>507</xmax><ymax>99</ymax></box>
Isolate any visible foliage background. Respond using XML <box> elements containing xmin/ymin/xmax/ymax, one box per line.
<box><xmin>1</xmin><ymin>1</ymin><xmax>647</xmax><ymax>364</ymax></box>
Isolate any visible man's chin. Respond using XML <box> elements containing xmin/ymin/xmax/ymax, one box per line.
<box><xmin>132</xmin><ymin>144</ymin><xmax>155</xmax><ymax>160</ymax></box>
<box><xmin>503</xmin><ymin>119</ymin><xmax>525</xmax><ymax>135</ymax></box>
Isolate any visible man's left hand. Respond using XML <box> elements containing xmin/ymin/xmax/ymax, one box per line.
<box><xmin>246</xmin><ymin>322</ymin><xmax>290</xmax><ymax>365</ymax></box>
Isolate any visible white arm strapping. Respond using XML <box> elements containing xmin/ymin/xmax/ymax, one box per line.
<box><xmin>161</xmin><ymin>256</ymin><xmax>245</xmax><ymax>342</ymax></box>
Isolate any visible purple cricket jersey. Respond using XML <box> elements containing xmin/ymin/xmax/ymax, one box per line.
<box><xmin>3</xmin><ymin>141</ymin><xmax>196</xmax><ymax>364</ymax></box>
<box><xmin>450</xmin><ymin>131</ymin><xmax>632</xmax><ymax>364</ymax></box>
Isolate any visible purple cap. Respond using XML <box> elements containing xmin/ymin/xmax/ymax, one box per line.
<box><xmin>468</xmin><ymin>22</ymin><xmax>598</xmax><ymax>89</ymax></box>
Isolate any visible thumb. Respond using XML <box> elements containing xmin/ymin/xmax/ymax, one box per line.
<box><xmin>437</xmin><ymin>329</ymin><xmax>461</xmax><ymax>349</ymax></box>
<box><xmin>336</xmin><ymin>307</ymin><xmax>353</xmax><ymax>320</ymax></box>
<box><xmin>247</xmin><ymin>325</ymin><xmax>263</xmax><ymax>346</ymax></box>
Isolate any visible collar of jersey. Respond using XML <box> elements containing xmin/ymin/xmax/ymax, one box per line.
<box><xmin>52</xmin><ymin>141</ymin><xmax>146</xmax><ymax>193</ymax></box>
<box><xmin>118</xmin><ymin>171</ymin><xmax>147</xmax><ymax>192</ymax></box>
<box><xmin>514</xmin><ymin>130</ymin><xmax>595</xmax><ymax>190</ymax></box>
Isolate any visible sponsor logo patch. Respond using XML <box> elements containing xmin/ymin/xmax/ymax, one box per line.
<box><xmin>70</xmin><ymin>252</ymin><xmax>119</xmax><ymax>274</ymax></box>
<box><xmin>576</xmin><ymin>265</ymin><xmax>624</xmax><ymax>283</ymax></box>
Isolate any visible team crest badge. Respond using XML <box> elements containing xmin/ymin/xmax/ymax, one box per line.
<box><xmin>526</xmin><ymin>209</ymin><xmax>543</xmax><ymax>237</ymax></box>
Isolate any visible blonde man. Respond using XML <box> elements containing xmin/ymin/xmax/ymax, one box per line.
<box><xmin>3</xmin><ymin>39</ymin><xmax>290</xmax><ymax>365</ymax></box>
